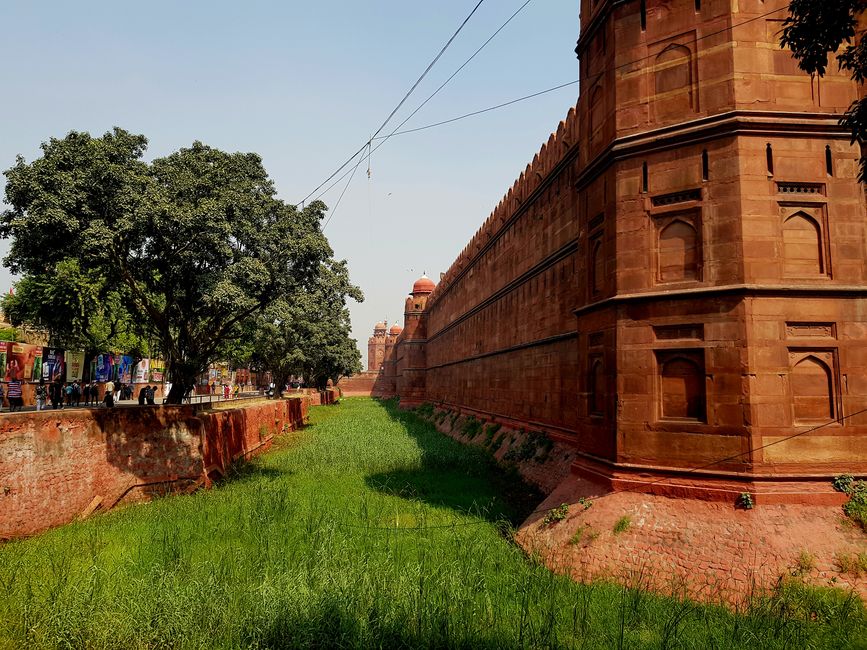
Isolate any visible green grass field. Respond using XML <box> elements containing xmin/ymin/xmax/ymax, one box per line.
<box><xmin>0</xmin><ymin>398</ymin><xmax>864</xmax><ymax>649</ymax></box>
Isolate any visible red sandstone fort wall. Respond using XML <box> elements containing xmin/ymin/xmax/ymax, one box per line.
<box><xmin>386</xmin><ymin>0</ymin><xmax>867</xmax><ymax>497</ymax></box>
<box><xmin>0</xmin><ymin>397</ymin><xmax>309</xmax><ymax>539</ymax></box>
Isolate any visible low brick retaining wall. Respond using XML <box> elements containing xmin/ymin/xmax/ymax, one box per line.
<box><xmin>0</xmin><ymin>396</ymin><xmax>309</xmax><ymax>539</ymax></box>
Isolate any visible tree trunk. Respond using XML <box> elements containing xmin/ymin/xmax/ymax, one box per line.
<box><xmin>165</xmin><ymin>361</ymin><xmax>198</xmax><ymax>405</ymax></box>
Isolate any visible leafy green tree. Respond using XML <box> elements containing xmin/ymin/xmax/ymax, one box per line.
<box><xmin>2</xmin><ymin>128</ymin><xmax>334</xmax><ymax>402</ymax></box>
<box><xmin>0</xmin><ymin>259</ymin><xmax>146</xmax><ymax>355</ymax></box>
<box><xmin>252</xmin><ymin>259</ymin><xmax>363</xmax><ymax>393</ymax></box>
<box><xmin>782</xmin><ymin>1</ymin><xmax>867</xmax><ymax>179</ymax></box>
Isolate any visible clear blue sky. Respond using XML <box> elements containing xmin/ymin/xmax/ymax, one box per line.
<box><xmin>0</xmin><ymin>0</ymin><xmax>580</xmax><ymax>361</ymax></box>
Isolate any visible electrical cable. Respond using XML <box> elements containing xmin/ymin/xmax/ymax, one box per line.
<box><xmin>315</xmin><ymin>5</ymin><xmax>790</xmax><ymax>224</ymax></box>
<box><xmin>297</xmin><ymin>0</ymin><xmax>487</xmax><ymax>206</ymax></box>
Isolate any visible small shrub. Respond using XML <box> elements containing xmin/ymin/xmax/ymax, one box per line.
<box><xmin>841</xmin><ymin>480</ymin><xmax>867</xmax><ymax>532</ymax></box>
<box><xmin>461</xmin><ymin>416</ymin><xmax>483</xmax><ymax>439</ymax></box>
<box><xmin>835</xmin><ymin>552</ymin><xmax>867</xmax><ymax>576</ymax></box>
<box><xmin>490</xmin><ymin>433</ymin><xmax>505</xmax><ymax>453</ymax></box>
<box><xmin>737</xmin><ymin>492</ymin><xmax>754</xmax><ymax>510</ymax></box>
<box><xmin>795</xmin><ymin>551</ymin><xmax>816</xmax><ymax>575</ymax></box>
<box><xmin>833</xmin><ymin>474</ymin><xmax>855</xmax><ymax>494</ymax></box>
<box><xmin>577</xmin><ymin>496</ymin><xmax>593</xmax><ymax>510</ymax></box>
<box><xmin>483</xmin><ymin>423</ymin><xmax>502</xmax><ymax>446</ymax></box>
<box><xmin>613</xmin><ymin>515</ymin><xmax>631</xmax><ymax>534</ymax></box>
<box><xmin>542</xmin><ymin>503</ymin><xmax>569</xmax><ymax>526</ymax></box>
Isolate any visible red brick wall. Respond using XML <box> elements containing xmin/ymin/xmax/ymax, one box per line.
<box><xmin>381</xmin><ymin>0</ymin><xmax>867</xmax><ymax>498</ymax></box>
<box><xmin>0</xmin><ymin>397</ymin><xmax>309</xmax><ymax>539</ymax></box>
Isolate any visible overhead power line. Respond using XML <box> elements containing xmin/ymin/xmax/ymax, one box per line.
<box><xmin>317</xmin><ymin>4</ymin><xmax>791</xmax><ymax>227</ymax></box>
<box><xmin>297</xmin><ymin>0</ymin><xmax>487</xmax><ymax>207</ymax></box>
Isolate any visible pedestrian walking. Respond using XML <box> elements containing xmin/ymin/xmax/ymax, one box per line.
<box><xmin>146</xmin><ymin>385</ymin><xmax>156</xmax><ymax>405</ymax></box>
<box><xmin>138</xmin><ymin>385</ymin><xmax>147</xmax><ymax>405</ymax></box>
<box><xmin>72</xmin><ymin>381</ymin><xmax>81</xmax><ymax>406</ymax></box>
<box><xmin>50</xmin><ymin>378</ymin><xmax>63</xmax><ymax>410</ymax></box>
<box><xmin>35</xmin><ymin>380</ymin><xmax>47</xmax><ymax>411</ymax></box>
<box><xmin>64</xmin><ymin>382</ymin><xmax>73</xmax><ymax>407</ymax></box>
<box><xmin>7</xmin><ymin>378</ymin><xmax>23</xmax><ymax>412</ymax></box>
<box><xmin>104</xmin><ymin>379</ymin><xmax>115</xmax><ymax>408</ymax></box>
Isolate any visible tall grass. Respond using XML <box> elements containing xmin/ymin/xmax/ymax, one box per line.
<box><xmin>0</xmin><ymin>398</ymin><xmax>863</xmax><ymax>648</ymax></box>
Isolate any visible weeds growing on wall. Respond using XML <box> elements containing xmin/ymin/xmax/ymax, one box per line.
<box><xmin>0</xmin><ymin>398</ymin><xmax>863</xmax><ymax>649</ymax></box>
<box><xmin>834</xmin><ymin>475</ymin><xmax>867</xmax><ymax>532</ymax></box>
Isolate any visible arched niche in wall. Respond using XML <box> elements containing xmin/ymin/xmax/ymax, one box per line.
<box><xmin>654</xmin><ymin>43</ymin><xmax>694</xmax><ymax>122</ymax></box>
<box><xmin>783</xmin><ymin>211</ymin><xmax>824</xmax><ymax>277</ymax></box>
<box><xmin>590</xmin><ymin>236</ymin><xmax>604</xmax><ymax>296</ymax></box>
<box><xmin>790</xmin><ymin>353</ymin><xmax>835</xmax><ymax>423</ymax></box>
<box><xmin>588</xmin><ymin>356</ymin><xmax>605</xmax><ymax>417</ymax></box>
<box><xmin>658</xmin><ymin>352</ymin><xmax>705</xmax><ymax>421</ymax></box>
<box><xmin>658</xmin><ymin>218</ymin><xmax>700</xmax><ymax>283</ymax></box>
<box><xmin>589</xmin><ymin>86</ymin><xmax>605</xmax><ymax>144</ymax></box>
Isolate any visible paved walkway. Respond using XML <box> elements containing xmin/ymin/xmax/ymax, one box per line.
<box><xmin>0</xmin><ymin>392</ymin><xmax>266</xmax><ymax>414</ymax></box>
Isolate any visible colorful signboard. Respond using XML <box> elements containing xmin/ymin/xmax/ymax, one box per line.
<box><xmin>133</xmin><ymin>358</ymin><xmax>150</xmax><ymax>384</ymax></box>
<box><xmin>149</xmin><ymin>359</ymin><xmax>165</xmax><ymax>383</ymax></box>
<box><xmin>6</xmin><ymin>343</ymin><xmax>42</xmax><ymax>382</ymax></box>
<box><xmin>115</xmin><ymin>354</ymin><xmax>133</xmax><ymax>384</ymax></box>
<box><xmin>65</xmin><ymin>351</ymin><xmax>85</xmax><ymax>382</ymax></box>
<box><xmin>42</xmin><ymin>348</ymin><xmax>65</xmax><ymax>383</ymax></box>
<box><xmin>93</xmin><ymin>353</ymin><xmax>114</xmax><ymax>382</ymax></box>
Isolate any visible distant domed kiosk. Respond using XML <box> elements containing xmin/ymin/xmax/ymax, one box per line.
<box><xmin>412</xmin><ymin>275</ymin><xmax>436</xmax><ymax>295</ymax></box>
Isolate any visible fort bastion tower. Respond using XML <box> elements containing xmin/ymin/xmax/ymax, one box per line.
<box><xmin>357</xmin><ymin>0</ymin><xmax>867</xmax><ymax>504</ymax></box>
<box><xmin>570</xmin><ymin>0</ymin><xmax>866</xmax><ymax>500</ymax></box>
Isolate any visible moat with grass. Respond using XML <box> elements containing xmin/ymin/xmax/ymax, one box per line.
<box><xmin>0</xmin><ymin>398</ymin><xmax>864</xmax><ymax>648</ymax></box>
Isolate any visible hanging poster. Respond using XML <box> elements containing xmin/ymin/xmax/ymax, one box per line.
<box><xmin>6</xmin><ymin>343</ymin><xmax>42</xmax><ymax>382</ymax></box>
<box><xmin>93</xmin><ymin>353</ymin><xmax>114</xmax><ymax>382</ymax></box>
<box><xmin>42</xmin><ymin>348</ymin><xmax>65</xmax><ymax>383</ymax></box>
<box><xmin>0</xmin><ymin>346</ymin><xmax>7</xmax><ymax>382</ymax></box>
<box><xmin>115</xmin><ymin>354</ymin><xmax>133</xmax><ymax>384</ymax></box>
<box><xmin>133</xmin><ymin>358</ymin><xmax>150</xmax><ymax>384</ymax></box>
<box><xmin>65</xmin><ymin>350</ymin><xmax>85</xmax><ymax>382</ymax></box>
<box><xmin>150</xmin><ymin>359</ymin><xmax>165</xmax><ymax>382</ymax></box>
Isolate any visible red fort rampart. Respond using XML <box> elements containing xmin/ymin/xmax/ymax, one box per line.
<box><xmin>341</xmin><ymin>0</ymin><xmax>867</xmax><ymax>599</ymax></box>
<box><xmin>349</xmin><ymin>0</ymin><xmax>867</xmax><ymax>503</ymax></box>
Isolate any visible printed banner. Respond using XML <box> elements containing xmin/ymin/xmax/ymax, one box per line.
<box><xmin>133</xmin><ymin>358</ymin><xmax>150</xmax><ymax>384</ymax></box>
<box><xmin>115</xmin><ymin>354</ymin><xmax>133</xmax><ymax>384</ymax></box>
<box><xmin>6</xmin><ymin>343</ymin><xmax>42</xmax><ymax>382</ymax></box>
<box><xmin>65</xmin><ymin>350</ymin><xmax>85</xmax><ymax>382</ymax></box>
<box><xmin>42</xmin><ymin>347</ymin><xmax>65</xmax><ymax>383</ymax></box>
<box><xmin>93</xmin><ymin>353</ymin><xmax>114</xmax><ymax>382</ymax></box>
<box><xmin>149</xmin><ymin>359</ymin><xmax>165</xmax><ymax>383</ymax></box>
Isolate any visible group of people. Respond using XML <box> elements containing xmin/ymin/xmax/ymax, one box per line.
<box><xmin>0</xmin><ymin>379</ymin><xmax>162</xmax><ymax>412</ymax></box>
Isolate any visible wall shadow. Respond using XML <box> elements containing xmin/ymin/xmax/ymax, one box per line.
<box><xmin>364</xmin><ymin>399</ymin><xmax>543</xmax><ymax>527</ymax></box>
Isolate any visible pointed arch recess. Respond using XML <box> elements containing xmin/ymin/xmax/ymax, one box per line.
<box><xmin>659</xmin><ymin>219</ymin><xmax>699</xmax><ymax>282</ymax></box>
<box><xmin>660</xmin><ymin>354</ymin><xmax>705</xmax><ymax>420</ymax></box>
<box><xmin>783</xmin><ymin>211</ymin><xmax>823</xmax><ymax>276</ymax></box>
<box><xmin>792</xmin><ymin>355</ymin><xmax>834</xmax><ymax>422</ymax></box>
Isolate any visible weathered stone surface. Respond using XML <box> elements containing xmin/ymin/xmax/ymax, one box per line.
<box><xmin>0</xmin><ymin>397</ymin><xmax>309</xmax><ymax>538</ymax></box>
<box><xmin>369</xmin><ymin>0</ymin><xmax>867</xmax><ymax>504</ymax></box>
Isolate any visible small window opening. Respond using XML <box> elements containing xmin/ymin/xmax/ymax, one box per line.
<box><xmin>766</xmin><ymin>143</ymin><xmax>774</xmax><ymax>176</ymax></box>
<box><xmin>701</xmin><ymin>149</ymin><xmax>709</xmax><ymax>181</ymax></box>
<box><xmin>642</xmin><ymin>161</ymin><xmax>649</xmax><ymax>193</ymax></box>
<box><xmin>640</xmin><ymin>0</ymin><xmax>646</xmax><ymax>31</ymax></box>
<box><xmin>825</xmin><ymin>145</ymin><xmax>834</xmax><ymax>176</ymax></box>
<box><xmin>695</xmin><ymin>0</ymin><xmax>701</xmax><ymax>11</ymax></box>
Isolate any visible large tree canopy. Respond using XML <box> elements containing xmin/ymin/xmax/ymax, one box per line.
<box><xmin>782</xmin><ymin>0</ymin><xmax>867</xmax><ymax>179</ymax></box>
<box><xmin>2</xmin><ymin>128</ymin><xmax>359</xmax><ymax>402</ymax></box>
<box><xmin>251</xmin><ymin>258</ymin><xmax>363</xmax><ymax>393</ymax></box>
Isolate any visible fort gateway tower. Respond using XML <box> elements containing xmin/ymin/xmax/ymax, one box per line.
<box><xmin>347</xmin><ymin>0</ymin><xmax>867</xmax><ymax>506</ymax></box>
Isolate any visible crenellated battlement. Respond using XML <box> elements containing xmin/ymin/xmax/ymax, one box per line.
<box><xmin>427</xmin><ymin>102</ymin><xmax>579</xmax><ymax>306</ymax></box>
